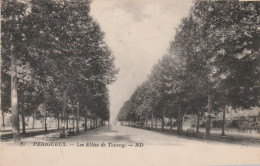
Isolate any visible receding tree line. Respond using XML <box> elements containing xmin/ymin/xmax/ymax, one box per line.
<box><xmin>117</xmin><ymin>1</ymin><xmax>259</xmax><ymax>138</ymax></box>
<box><xmin>1</xmin><ymin>0</ymin><xmax>118</xmax><ymax>142</ymax></box>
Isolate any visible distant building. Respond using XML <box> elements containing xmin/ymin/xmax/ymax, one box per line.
<box><xmin>187</xmin><ymin>107</ymin><xmax>259</xmax><ymax>132</ymax></box>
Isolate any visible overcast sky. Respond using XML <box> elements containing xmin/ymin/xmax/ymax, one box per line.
<box><xmin>90</xmin><ymin>0</ymin><xmax>193</xmax><ymax>121</ymax></box>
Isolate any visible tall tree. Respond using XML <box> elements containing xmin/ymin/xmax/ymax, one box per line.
<box><xmin>1</xmin><ymin>0</ymin><xmax>28</xmax><ymax>142</ymax></box>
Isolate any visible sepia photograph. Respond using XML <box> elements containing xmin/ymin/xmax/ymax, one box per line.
<box><xmin>0</xmin><ymin>0</ymin><xmax>260</xmax><ymax>166</ymax></box>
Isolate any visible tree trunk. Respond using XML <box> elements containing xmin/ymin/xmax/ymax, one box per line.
<box><xmin>161</xmin><ymin>109</ymin><xmax>165</xmax><ymax>132</ymax></box>
<box><xmin>21</xmin><ymin>113</ymin><xmax>26</xmax><ymax>134</ymax></box>
<box><xmin>180</xmin><ymin>115</ymin><xmax>183</xmax><ymax>131</ymax></box>
<box><xmin>139</xmin><ymin>116</ymin><xmax>141</xmax><ymax>128</ymax></box>
<box><xmin>196</xmin><ymin>111</ymin><xmax>200</xmax><ymax>133</ymax></box>
<box><xmin>222</xmin><ymin>106</ymin><xmax>226</xmax><ymax>136</ymax></box>
<box><xmin>60</xmin><ymin>88</ymin><xmax>67</xmax><ymax>138</ymax></box>
<box><xmin>44</xmin><ymin>112</ymin><xmax>47</xmax><ymax>132</ymax></box>
<box><xmin>0</xmin><ymin>17</ymin><xmax>1</xmax><ymax>132</ymax></box>
<box><xmin>128</xmin><ymin>121</ymin><xmax>130</xmax><ymax>126</ymax></box>
<box><xmin>145</xmin><ymin>113</ymin><xmax>148</xmax><ymax>128</ymax></box>
<box><xmin>32</xmin><ymin>112</ymin><xmax>35</xmax><ymax>129</ymax></box>
<box><xmin>11</xmin><ymin>42</ymin><xmax>20</xmax><ymax>142</ymax></box>
<box><xmin>2</xmin><ymin>112</ymin><xmax>5</xmax><ymax>130</ymax></box>
<box><xmin>257</xmin><ymin>111</ymin><xmax>260</xmax><ymax>133</ymax></box>
<box><xmin>72</xmin><ymin>117</ymin><xmax>75</xmax><ymax>131</ymax></box>
<box><xmin>206</xmin><ymin>94</ymin><xmax>212</xmax><ymax>138</ymax></box>
<box><xmin>41</xmin><ymin>118</ymin><xmax>44</xmax><ymax>128</ymax></box>
<box><xmin>76</xmin><ymin>101</ymin><xmax>80</xmax><ymax>133</ymax></box>
<box><xmin>155</xmin><ymin>118</ymin><xmax>157</xmax><ymax>129</ymax></box>
<box><xmin>66</xmin><ymin>118</ymin><xmax>69</xmax><ymax>129</ymax></box>
<box><xmin>57</xmin><ymin>116</ymin><xmax>60</xmax><ymax>129</ymax></box>
<box><xmin>84</xmin><ymin>111</ymin><xmax>87</xmax><ymax>131</ymax></box>
<box><xmin>177</xmin><ymin>103</ymin><xmax>181</xmax><ymax>134</ymax></box>
<box><xmin>21</xmin><ymin>92</ymin><xmax>25</xmax><ymax>133</ymax></box>
<box><xmin>151</xmin><ymin>112</ymin><xmax>154</xmax><ymax>129</ymax></box>
<box><xmin>60</xmin><ymin>117</ymin><xmax>62</xmax><ymax>129</ymax></box>
<box><xmin>170</xmin><ymin>118</ymin><xmax>173</xmax><ymax>130</ymax></box>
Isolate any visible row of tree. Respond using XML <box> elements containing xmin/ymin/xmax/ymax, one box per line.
<box><xmin>1</xmin><ymin>0</ymin><xmax>118</xmax><ymax>142</ymax></box>
<box><xmin>117</xmin><ymin>1</ymin><xmax>259</xmax><ymax>137</ymax></box>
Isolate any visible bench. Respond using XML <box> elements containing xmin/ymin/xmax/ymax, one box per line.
<box><xmin>68</xmin><ymin>127</ymin><xmax>76</xmax><ymax>136</ymax></box>
<box><xmin>186</xmin><ymin>129</ymin><xmax>195</xmax><ymax>136</ymax></box>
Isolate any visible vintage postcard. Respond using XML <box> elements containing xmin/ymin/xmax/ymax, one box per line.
<box><xmin>0</xmin><ymin>0</ymin><xmax>260</xmax><ymax>166</ymax></box>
